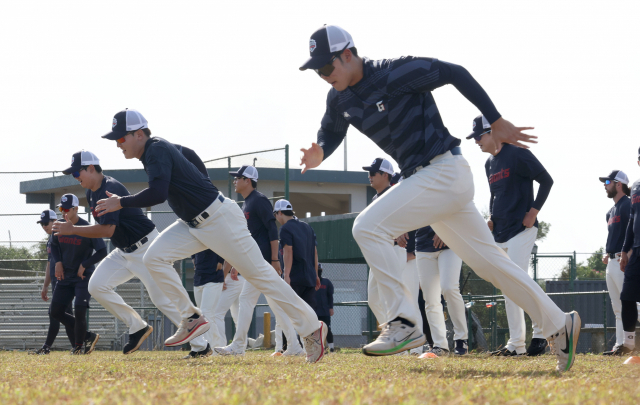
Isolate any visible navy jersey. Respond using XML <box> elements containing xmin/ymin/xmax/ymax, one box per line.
<box><xmin>486</xmin><ymin>144</ymin><xmax>546</xmax><ymax>243</ymax></box>
<box><xmin>280</xmin><ymin>217</ymin><xmax>317</xmax><ymax>287</ymax></box>
<box><xmin>415</xmin><ymin>226</ymin><xmax>448</xmax><ymax>253</ymax></box>
<box><xmin>606</xmin><ymin>196</ymin><xmax>631</xmax><ymax>254</ymax></box>
<box><xmin>88</xmin><ymin>176</ymin><xmax>155</xmax><ymax>249</ymax></box>
<box><xmin>50</xmin><ymin>217</ymin><xmax>106</xmax><ymax>284</ymax></box>
<box><xmin>623</xmin><ymin>180</ymin><xmax>640</xmax><ymax>251</ymax></box>
<box><xmin>140</xmin><ymin>137</ymin><xmax>219</xmax><ymax>221</ymax></box>
<box><xmin>242</xmin><ymin>190</ymin><xmax>279</xmax><ymax>262</ymax></box>
<box><xmin>192</xmin><ymin>249</ymin><xmax>224</xmax><ymax>287</ymax></box>
<box><xmin>47</xmin><ymin>235</ymin><xmax>55</xmax><ymax>277</ymax></box>
<box><xmin>317</xmin><ymin>57</ymin><xmax>500</xmax><ymax>177</ymax></box>
<box><xmin>314</xmin><ymin>277</ymin><xmax>334</xmax><ymax>317</ymax></box>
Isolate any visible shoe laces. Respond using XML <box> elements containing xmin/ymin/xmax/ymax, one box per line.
<box><xmin>303</xmin><ymin>330</ymin><xmax>320</xmax><ymax>349</ymax></box>
<box><xmin>378</xmin><ymin>322</ymin><xmax>400</xmax><ymax>342</ymax></box>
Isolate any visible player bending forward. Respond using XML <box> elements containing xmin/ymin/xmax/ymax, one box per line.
<box><xmin>299</xmin><ymin>25</ymin><xmax>580</xmax><ymax>371</ymax></box>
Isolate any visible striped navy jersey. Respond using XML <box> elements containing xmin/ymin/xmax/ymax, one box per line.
<box><xmin>318</xmin><ymin>56</ymin><xmax>501</xmax><ymax>177</ymax></box>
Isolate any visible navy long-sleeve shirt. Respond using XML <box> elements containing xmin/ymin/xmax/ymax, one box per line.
<box><xmin>317</xmin><ymin>57</ymin><xmax>501</xmax><ymax>177</ymax></box>
<box><xmin>314</xmin><ymin>277</ymin><xmax>334</xmax><ymax>317</ymax></box>
<box><xmin>192</xmin><ymin>249</ymin><xmax>225</xmax><ymax>287</ymax></box>
<box><xmin>606</xmin><ymin>195</ymin><xmax>630</xmax><ymax>254</ymax></box>
<box><xmin>242</xmin><ymin>189</ymin><xmax>279</xmax><ymax>262</ymax></box>
<box><xmin>623</xmin><ymin>180</ymin><xmax>640</xmax><ymax>252</ymax></box>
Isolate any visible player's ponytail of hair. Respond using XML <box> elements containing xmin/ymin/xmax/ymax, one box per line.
<box><xmin>622</xmin><ymin>183</ymin><xmax>631</xmax><ymax>196</ymax></box>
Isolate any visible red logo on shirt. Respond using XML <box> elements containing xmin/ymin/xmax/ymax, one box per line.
<box><xmin>608</xmin><ymin>215</ymin><xmax>621</xmax><ymax>225</ymax></box>
<box><xmin>633</xmin><ymin>194</ymin><xmax>640</xmax><ymax>204</ymax></box>
<box><xmin>58</xmin><ymin>236</ymin><xmax>82</xmax><ymax>245</ymax></box>
<box><xmin>489</xmin><ymin>168</ymin><xmax>510</xmax><ymax>185</ymax></box>
<box><xmin>244</xmin><ymin>212</ymin><xmax>250</xmax><ymax>220</ymax></box>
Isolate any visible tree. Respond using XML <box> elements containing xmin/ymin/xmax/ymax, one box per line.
<box><xmin>557</xmin><ymin>247</ymin><xmax>606</xmax><ymax>280</ymax></box>
<box><xmin>536</xmin><ymin>221</ymin><xmax>551</xmax><ymax>242</ymax></box>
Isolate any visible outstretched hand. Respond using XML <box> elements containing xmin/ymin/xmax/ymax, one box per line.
<box><xmin>300</xmin><ymin>143</ymin><xmax>324</xmax><ymax>174</ymax></box>
<box><xmin>52</xmin><ymin>214</ymin><xmax>74</xmax><ymax>236</ymax></box>
<box><xmin>95</xmin><ymin>191</ymin><xmax>122</xmax><ymax>217</ymax></box>
<box><xmin>490</xmin><ymin>117</ymin><xmax>537</xmax><ymax>154</ymax></box>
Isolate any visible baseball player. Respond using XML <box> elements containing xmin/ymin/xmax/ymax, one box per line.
<box><xmin>415</xmin><ymin>226</ymin><xmax>468</xmax><ymax>356</ymax></box>
<box><xmin>599</xmin><ymin>170</ymin><xmax>638</xmax><ymax>355</ymax></box>
<box><xmin>50</xmin><ymin>193</ymin><xmax>105</xmax><ymax>355</ymax></box>
<box><xmin>215</xmin><ymin>167</ymin><xmax>304</xmax><ymax>357</ymax></box>
<box><xmin>212</xmin><ymin>262</ymin><xmax>242</xmax><ymax>347</ymax></box>
<box><xmin>618</xmin><ymin>149</ymin><xmax>640</xmax><ymax>354</ymax></box>
<box><xmin>314</xmin><ymin>263</ymin><xmax>335</xmax><ymax>352</ymax></box>
<box><xmin>96</xmin><ymin>110</ymin><xmax>326</xmax><ymax>363</ymax></box>
<box><xmin>54</xmin><ymin>150</ymin><xmax>212</xmax><ymax>357</ymax></box>
<box><xmin>191</xmin><ymin>249</ymin><xmax>226</xmax><ymax>353</ymax></box>
<box><xmin>468</xmin><ymin>114</ymin><xmax>553</xmax><ymax>357</ymax></box>
<box><xmin>299</xmin><ymin>25</ymin><xmax>580</xmax><ymax>371</ymax></box>
<box><xmin>274</xmin><ymin>199</ymin><xmax>321</xmax><ymax>307</ymax></box>
<box><xmin>29</xmin><ymin>210</ymin><xmax>73</xmax><ymax>355</ymax></box>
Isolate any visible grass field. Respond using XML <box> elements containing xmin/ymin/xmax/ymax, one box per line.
<box><xmin>1</xmin><ymin>350</ymin><xmax>640</xmax><ymax>404</ymax></box>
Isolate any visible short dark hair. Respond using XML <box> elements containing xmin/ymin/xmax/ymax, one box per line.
<box><xmin>92</xmin><ymin>165</ymin><xmax>103</xmax><ymax>173</ymax></box>
<box><xmin>251</xmin><ymin>179</ymin><xmax>257</xmax><ymax>189</ymax></box>
<box><xmin>337</xmin><ymin>47</ymin><xmax>358</xmax><ymax>63</ymax></box>
<box><xmin>623</xmin><ymin>183</ymin><xmax>631</xmax><ymax>196</ymax></box>
<box><xmin>280</xmin><ymin>210</ymin><xmax>294</xmax><ymax>217</ymax></box>
<box><xmin>142</xmin><ymin>128</ymin><xmax>152</xmax><ymax>137</ymax></box>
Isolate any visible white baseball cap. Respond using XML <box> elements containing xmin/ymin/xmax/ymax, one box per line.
<box><xmin>57</xmin><ymin>193</ymin><xmax>79</xmax><ymax>210</ymax></box>
<box><xmin>599</xmin><ymin>170</ymin><xmax>629</xmax><ymax>185</ymax></box>
<box><xmin>229</xmin><ymin>165</ymin><xmax>259</xmax><ymax>181</ymax></box>
<box><xmin>274</xmin><ymin>199</ymin><xmax>293</xmax><ymax>213</ymax></box>
<box><xmin>62</xmin><ymin>150</ymin><xmax>100</xmax><ymax>175</ymax></box>
<box><xmin>37</xmin><ymin>209</ymin><xmax>58</xmax><ymax>224</ymax></box>
<box><xmin>300</xmin><ymin>25</ymin><xmax>355</xmax><ymax>71</ymax></box>
<box><xmin>363</xmin><ymin>158</ymin><xmax>394</xmax><ymax>175</ymax></box>
<box><xmin>102</xmin><ymin>108</ymin><xmax>148</xmax><ymax>140</ymax></box>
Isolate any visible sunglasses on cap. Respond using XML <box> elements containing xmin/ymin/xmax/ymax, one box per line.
<box><xmin>71</xmin><ymin>167</ymin><xmax>87</xmax><ymax>178</ymax></box>
<box><xmin>315</xmin><ymin>42</ymin><xmax>351</xmax><ymax>77</ymax></box>
<box><xmin>604</xmin><ymin>179</ymin><xmax>618</xmax><ymax>185</ymax></box>
<box><xmin>58</xmin><ymin>206</ymin><xmax>72</xmax><ymax>213</ymax></box>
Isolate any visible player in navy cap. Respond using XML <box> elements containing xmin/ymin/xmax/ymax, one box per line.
<box><xmin>50</xmin><ymin>194</ymin><xmax>106</xmax><ymax>354</ymax></box>
<box><xmin>54</xmin><ymin>149</ymin><xmax>212</xmax><ymax>357</ymax></box>
<box><xmin>598</xmin><ymin>170</ymin><xmax>638</xmax><ymax>355</ymax></box>
<box><xmin>216</xmin><ymin>167</ymin><xmax>304</xmax><ymax>357</ymax></box>
<box><xmin>314</xmin><ymin>263</ymin><xmax>336</xmax><ymax>353</ymax></box>
<box><xmin>468</xmin><ymin>114</ymin><xmax>553</xmax><ymax>357</ymax></box>
<box><xmin>300</xmin><ymin>25</ymin><xmax>580</xmax><ymax>371</ymax></box>
<box><xmin>29</xmin><ymin>210</ymin><xmax>74</xmax><ymax>355</ymax></box>
<box><xmin>97</xmin><ymin>111</ymin><xmax>326</xmax><ymax>363</ymax></box>
<box><xmin>617</xmin><ymin>149</ymin><xmax>640</xmax><ymax>355</ymax></box>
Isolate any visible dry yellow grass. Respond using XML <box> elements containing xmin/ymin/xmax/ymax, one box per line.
<box><xmin>1</xmin><ymin>350</ymin><xmax>639</xmax><ymax>404</ymax></box>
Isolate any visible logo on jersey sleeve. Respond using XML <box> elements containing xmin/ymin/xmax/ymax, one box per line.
<box><xmin>376</xmin><ymin>101</ymin><xmax>385</xmax><ymax>112</ymax></box>
<box><xmin>309</xmin><ymin>39</ymin><xmax>316</xmax><ymax>53</ymax></box>
<box><xmin>489</xmin><ymin>168</ymin><xmax>510</xmax><ymax>185</ymax></box>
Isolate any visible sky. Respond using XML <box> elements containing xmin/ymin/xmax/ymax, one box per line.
<box><xmin>1</xmin><ymin>0</ymin><xmax>638</xmax><ymax>254</ymax></box>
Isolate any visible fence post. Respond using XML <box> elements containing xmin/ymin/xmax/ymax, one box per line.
<box><xmin>228</xmin><ymin>157</ymin><xmax>232</xmax><ymax>199</ymax></box>
<box><xmin>466</xmin><ymin>293</ymin><xmax>473</xmax><ymax>351</ymax></box>
<box><xmin>570</xmin><ymin>251</ymin><xmax>577</xmax><ymax>310</ymax></box>
<box><xmin>263</xmin><ymin>312</ymin><xmax>272</xmax><ymax>349</ymax></box>
<box><xmin>285</xmin><ymin>144</ymin><xmax>289</xmax><ymax>201</ymax></box>
<box><xmin>532</xmin><ymin>252</ymin><xmax>537</xmax><ymax>282</ymax></box>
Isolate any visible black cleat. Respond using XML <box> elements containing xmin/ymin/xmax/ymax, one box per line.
<box><xmin>84</xmin><ymin>332</ymin><xmax>100</xmax><ymax>355</ymax></box>
<box><xmin>182</xmin><ymin>343</ymin><xmax>213</xmax><ymax>359</ymax></box>
<box><xmin>71</xmin><ymin>345</ymin><xmax>83</xmax><ymax>355</ymax></box>
<box><xmin>454</xmin><ymin>339</ymin><xmax>468</xmax><ymax>355</ymax></box>
<box><xmin>526</xmin><ymin>338</ymin><xmax>548</xmax><ymax>356</ymax></box>
<box><xmin>603</xmin><ymin>345</ymin><xmax>632</xmax><ymax>356</ymax></box>
<box><xmin>490</xmin><ymin>347</ymin><xmax>526</xmax><ymax>357</ymax></box>
<box><xmin>123</xmin><ymin>325</ymin><xmax>153</xmax><ymax>355</ymax></box>
<box><xmin>28</xmin><ymin>346</ymin><xmax>50</xmax><ymax>355</ymax></box>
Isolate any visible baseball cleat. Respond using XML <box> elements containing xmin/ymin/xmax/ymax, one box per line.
<box><xmin>362</xmin><ymin>320</ymin><xmax>426</xmax><ymax>356</ymax></box>
<box><xmin>165</xmin><ymin>314</ymin><xmax>210</xmax><ymax>347</ymax></box>
<box><xmin>123</xmin><ymin>325</ymin><xmax>153</xmax><ymax>355</ymax></box>
<box><xmin>548</xmin><ymin>311</ymin><xmax>581</xmax><ymax>372</ymax></box>
<box><xmin>526</xmin><ymin>338</ymin><xmax>548</xmax><ymax>356</ymax></box>
<box><xmin>603</xmin><ymin>344</ymin><xmax>632</xmax><ymax>356</ymax></box>
<box><xmin>410</xmin><ymin>344</ymin><xmax>424</xmax><ymax>356</ymax></box>
<box><xmin>183</xmin><ymin>343</ymin><xmax>214</xmax><ymax>359</ymax></box>
<box><xmin>70</xmin><ymin>345</ymin><xmax>83</xmax><ymax>355</ymax></box>
<box><xmin>214</xmin><ymin>343</ymin><xmax>245</xmax><ymax>356</ymax></box>
<box><xmin>454</xmin><ymin>339</ymin><xmax>468</xmax><ymax>355</ymax></box>
<box><xmin>84</xmin><ymin>332</ymin><xmax>100</xmax><ymax>355</ymax></box>
<box><xmin>489</xmin><ymin>347</ymin><xmax>526</xmax><ymax>357</ymax></box>
<box><xmin>282</xmin><ymin>345</ymin><xmax>305</xmax><ymax>357</ymax></box>
<box><xmin>271</xmin><ymin>350</ymin><xmax>284</xmax><ymax>357</ymax></box>
<box><xmin>303</xmin><ymin>321</ymin><xmax>328</xmax><ymax>364</ymax></box>
<box><xmin>28</xmin><ymin>346</ymin><xmax>50</xmax><ymax>355</ymax></box>
<box><xmin>428</xmin><ymin>346</ymin><xmax>450</xmax><ymax>356</ymax></box>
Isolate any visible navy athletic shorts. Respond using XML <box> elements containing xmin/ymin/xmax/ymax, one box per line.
<box><xmin>621</xmin><ymin>248</ymin><xmax>640</xmax><ymax>302</ymax></box>
<box><xmin>51</xmin><ymin>276</ymin><xmax>92</xmax><ymax>308</ymax></box>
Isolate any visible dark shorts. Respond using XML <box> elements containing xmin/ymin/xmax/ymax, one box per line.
<box><xmin>51</xmin><ymin>276</ymin><xmax>92</xmax><ymax>308</ymax></box>
<box><xmin>621</xmin><ymin>248</ymin><xmax>640</xmax><ymax>302</ymax></box>
<box><xmin>318</xmin><ymin>315</ymin><xmax>331</xmax><ymax>327</ymax></box>
<box><xmin>291</xmin><ymin>284</ymin><xmax>317</xmax><ymax>310</ymax></box>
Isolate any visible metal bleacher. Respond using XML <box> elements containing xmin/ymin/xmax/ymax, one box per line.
<box><xmin>0</xmin><ymin>276</ymin><xmax>173</xmax><ymax>351</ymax></box>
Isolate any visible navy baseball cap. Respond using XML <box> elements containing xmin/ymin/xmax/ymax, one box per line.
<box><xmin>390</xmin><ymin>172</ymin><xmax>403</xmax><ymax>186</ymax></box>
<box><xmin>61</xmin><ymin>150</ymin><xmax>100</xmax><ymax>175</ymax></box>
<box><xmin>299</xmin><ymin>25</ymin><xmax>355</xmax><ymax>71</ymax></box>
<box><xmin>37</xmin><ymin>209</ymin><xmax>57</xmax><ymax>224</ymax></box>
<box><xmin>102</xmin><ymin>109</ymin><xmax>148</xmax><ymax>140</ymax></box>
<box><xmin>363</xmin><ymin>158</ymin><xmax>394</xmax><ymax>175</ymax></box>
<box><xmin>229</xmin><ymin>165</ymin><xmax>259</xmax><ymax>181</ymax></box>
<box><xmin>57</xmin><ymin>193</ymin><xmax>79</xmax><ymax>210</ymax></box>
<box><xmin>466</xmin><ymin>115</ymin><xmax>492</xmax><ymax>140</ymax></box>
<box><xmin>599</xmin><ymin>170</ymin><xmax>629</xmax><ymax>185</ymax></box>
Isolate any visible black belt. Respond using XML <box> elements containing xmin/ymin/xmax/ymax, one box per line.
<box><xmin>186</xmin><ymin>193</ymin><xmax>225</xmax><ymax>228</ymax></box>
<box><xmin>122</xmin><ymin>236</ymin><xmax>149</xmax><ymax>254</ymax></box>
<box><xmin>608</xmin><ymin>253</ymin><xmax>620</xmax><ymax>260</ymax></box>
<box><xmin>406</xmin><ymin>147</ymin><xmax>462</xmax><ymax>178</ymax></box>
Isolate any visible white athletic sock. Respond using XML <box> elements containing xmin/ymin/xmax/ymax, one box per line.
<box><xmin>624</xmin><ymin>331</ymin><xmax>636</xmax><ymax>350</ymax></box>
<box><xmin>329</xmin><ymin>343</ymin><xmax>334</xmax><ymax>349</ymax></box>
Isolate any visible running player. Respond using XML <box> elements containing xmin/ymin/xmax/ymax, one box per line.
<box><xmin>96</xmin><ymin>110</ymin><xmax>325</xmax><ymax>363</ymax></box>
<box><xmin>599</xmin><ymin>170</ymin><xmax>636</xmax><ymax>355</ymax></box>
<box><xmin>415</xmin><ymin>226</ymin><xmax>468</xmax><ymax>356</ymax></box>
<box><xmin>54</xmin><ymin>150</ymin><xmax>211</xmax><ymax>357</ymax></box>
<box><xmin>468</xmin><ymin>114</ymin><xmax>553</xmax><ymax>356</ymax></box>
<box><xmin>299</xmin><ymin>25</ymin><xmax>579</xmax><ymax>371</ymax></box>
<box><xmin>30</xmin><ymin>210</ymin><xmax>73</xmax><ymax>354</ymax></box>
<box><xmin>215</xmin><ymin>166</ymin><xmax>304</xmax><ymax>357</ymax></box>
<box><xmin>50</xmin><ymin>194</ymin><xmax>105</xmax><ymax>355</ymax></box>
<box><xmin>618</xmin><ymin>149</ymin><xmax>640</xmax><ymax>354</ymax></box>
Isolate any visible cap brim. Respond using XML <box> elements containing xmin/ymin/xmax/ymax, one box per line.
<box><xmin>229</xmin><ymin>172</ymin><xmax>243</xmax><ymax>177</ymax></box>
<box><xmin>299</xmin><ymin>54</ymin><xmax>334</xmax><ymax>71</ymax></box>
<box><xmin>102</xmin><ymin>130</ymin><xmax>128</xmax><ymax>140</ymax></box>
<box><xmin>362</xmin><ymin>166</ymin><xmax>375</xmax><ymax>171</ymax></box>
<box><xmin>61</xmin><ymin>165</ymin><xmax>81</xmax><ymax>175</ymax></box>
<box><xmin>466</xmin><ymin>129</ymin><xmax>491</xmax><ymax>140</ymax></box>
<box><xmin>599</xmin><ymin>177</ymin><xmax>612</xmax><ymax>183</ymax></box>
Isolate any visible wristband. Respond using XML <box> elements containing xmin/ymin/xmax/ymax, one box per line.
<box><xmin>271</xmin><ymin>259</ymin><xmax>279</xmax><ymax>262</ymax></box>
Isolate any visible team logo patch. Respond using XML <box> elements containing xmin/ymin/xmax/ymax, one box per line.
<box><xmin>41</xmin><ymin>212</ymin><xmax>46</xmax><ymax>218</ymax></box>
<box><xmin>309</xmin><ymin>39</ymin><xmax>316</xmax><ymax>53</ymax></box>
<box><xmin>71</xmin><ymin>156</ymin><xmax>74</xmax><ymax>164</ymax></box>
<box><xmin>112</xmin><ymin>117</ymin><xmax>117</xmax><ymax>128</ymax></box>
<box><xmin>61</xmin><ymin>196</ymin><xmax>67</xmax><ymax>203</ymax></box>
<box><xmin>473</xmin><ymin>121</ymin><xmax>476</xmax><ymax>129</ymax></box>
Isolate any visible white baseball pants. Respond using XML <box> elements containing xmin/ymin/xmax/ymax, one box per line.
<box><xmin>88</xmin><ymin>229</ymin><xmax>207</xmax><ymax>352</ymax></box>
<box><xmin>351</xmin><ymin>151</ymin><xmax>566</xmax><ymax>337</ymax></box>
<box><xmin>416</xmin><ymin>249</ymin><xmax>468</xmax><ymax>349</ymax></box>
<box><xmin>496</xmin><ymin>226</ymin><xmax>544</xmax><ymax>353</ymax></box>
<box><xmin>402</xmin><ymin>258</ymin><xmax>423</xmax><ymax>331</ymax></box>
<box><xmin>368</xmin><ymin>245</ymin><xmax>405</xmax><ymax>324</ymax></box>
<box><xmin>194</xmin><ymin>282</ymin><xmax>224</xmax><ymax>349</ymax></box>
<box><xmin>143</xmin><ymin>196</ymin><xmax>319</xmax><ymax>338</ymax></box>
<box><xmin>606</xmin><ymin>256</ymin><xmax>640</xmax><ymax>347</ymax></box>
<box><xmin>213</xmin><ymin>273</ymin><xmax>243</xmax><ymax>346</ymax></box>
